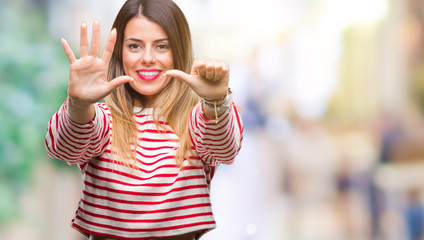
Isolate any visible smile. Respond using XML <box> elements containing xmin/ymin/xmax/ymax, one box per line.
<box><xmin>136</xmin><ymin>70</ymin><xmax>161</xmax><ymax>81</ymax></box>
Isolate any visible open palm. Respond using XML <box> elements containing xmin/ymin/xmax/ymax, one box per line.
<box><xmin>62</xmin><ymin>20</ymin><xmax>132</xmax><ymax>105</ymax></box>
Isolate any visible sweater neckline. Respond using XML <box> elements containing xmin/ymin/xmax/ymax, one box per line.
<box><xmin>133</xmin><ymin>107</ymin><xmax>162</xmax><ymax>115</ymax></box>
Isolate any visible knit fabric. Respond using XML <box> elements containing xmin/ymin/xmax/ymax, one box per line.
<box><xmin>45</xmin><ymin>99</ymin><xmax>243</xmax><ymax>239</ymax></box>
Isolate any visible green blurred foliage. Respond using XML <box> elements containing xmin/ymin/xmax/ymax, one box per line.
<box><xmin>0</xmin><ymin>1</ymin><xmax>72</xmax><ymax>224</ymax></box>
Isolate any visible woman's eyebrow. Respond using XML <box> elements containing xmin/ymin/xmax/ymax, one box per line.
<box><xmin>124</xmin><ymin>38</ymin><xmax>169</xmax><ymax>43</ymax></box>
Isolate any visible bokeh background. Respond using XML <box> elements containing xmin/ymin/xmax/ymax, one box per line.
<box><xmin>2</xmin><ymin>0</ymin><xmax>424</xmax><ymax>239</ymax></box>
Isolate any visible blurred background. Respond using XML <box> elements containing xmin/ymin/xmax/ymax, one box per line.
<box><xmin>2</xmin><ymin>0</ymin><xmax>424</xmax><ymax>239</ymax></box>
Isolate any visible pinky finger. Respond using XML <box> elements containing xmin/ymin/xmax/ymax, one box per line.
<box><xmin>222</xmin><ymin>62</ymin><xmax>230</xmax><ymax>77</ymax></box>
<box><xmin>61</xmin><ymin>38</ymin><xmax>77</xmax><ymax>64</ymax></box>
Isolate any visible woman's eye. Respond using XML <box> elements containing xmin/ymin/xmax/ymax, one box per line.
<box><xmin>156</xmin><ymin>44</ymin><xmax>169</xmax><ymax>51</ymax></box>
<box><xmin>128</xmin><ymin>44</ymin><xmax>140</xmax><ymax>50</ymax></box>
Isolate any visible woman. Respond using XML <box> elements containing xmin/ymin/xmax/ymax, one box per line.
<box><xmin>45</xmin><ymin>0</ymin><xmax>243</xmax><ymax>239</ymax></box>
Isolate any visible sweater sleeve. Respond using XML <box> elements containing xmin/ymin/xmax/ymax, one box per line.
<box><xmin>45</xmin><ymin>98</ymin><xmax>111</xmax><ymax>166</ymax></box>
<box><xmin>189</xmin><ymin>100</ymin><xmax>244</xmax><ymax>167</ymax></box>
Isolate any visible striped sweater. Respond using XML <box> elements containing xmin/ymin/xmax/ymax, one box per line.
<box><xmin>45</xmin><ymin>99</ymin><xmax>244</xmax><ymax>239</ymax></box>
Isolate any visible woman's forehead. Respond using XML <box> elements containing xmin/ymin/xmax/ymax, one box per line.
<box><xmin>124</xmin><ymin>16</ymin><xmax>168</xmax><ymax>40</ymax></box>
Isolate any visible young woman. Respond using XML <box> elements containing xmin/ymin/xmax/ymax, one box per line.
<box><xmin>45</xmin><ymin>0</ymin><xmax>243</xmax><ymax>239</ymax></box>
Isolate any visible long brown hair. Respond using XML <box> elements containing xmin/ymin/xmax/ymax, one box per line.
<box><xmin>105</xmin><ymin>0</ymin><xmax>199</xmax><ymax>168</ymax></box>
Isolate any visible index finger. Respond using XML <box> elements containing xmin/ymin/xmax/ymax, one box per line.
<box><xmin>101</xmin><ymin>28</ymin><xmax>117</xmax><ymax>63</ymax></box>
<box><xmin>192</xmin><ymin>58</ymin><xmax>207</xmax><ymax>77</ymax></box>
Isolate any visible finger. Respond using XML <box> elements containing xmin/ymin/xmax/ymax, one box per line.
<box><xmin>213</xmin><ymin>60</ymin><xmax>228</xmax><ymax>81</ymax></box>
<box><xmin>213</xmin><ymin>59</ymin><xmax>227</xmax><ymax>81</ymax></box>
<box><xmin>192</xmin><ymin>59</ymin><xmax>206</xmax><ymax>77</ymax></box>
<box><xmin>165</xmin><ymin>70</ymin><xmax>194</xmax><ymax>86</ymax></box>
<box><xmin>222</xmin><ymin>61</ymin><xmax>230</xmax><ymax>75</ymax></box>
<box><xmin>217</xmin><ymin>61</ymin><xmax>229</xmax><ymax>81</ymax></box>
<box><xmin>205</xmin><ymin>61</ymin><xmax>215</xmax><ymax>80</ymax></box>
<box><xmin>222</xmin><ymin>62</ymin><xmax>230</xmax><ymax>79</ymax></box>
<box><xmin>80</xmin><ymin>22</ymin><xmax>89</xmax><ymax>57</ymax></box>
<box><xmin>61</xmin><ymin>38</ymin><xmax>76</xmax><ymax>64</ymax></box>
<box><xmin>90</xmin><ymin>20</ymin><xmax>101</xmax><ymax>57</ymax></box>
<box><xmin>211</xmin><ymin>63</ymin><xmax>222</xmax><ymax>81</ymax></box>
<box><xmin>107</xmin><ymin>76</ymin><xmax>134</xmax><ymax>91</ymax></box>
<box><xmin>101</xmin><ymin>28</ymin><xmax>117</xmax><ymax>63</ymax></box>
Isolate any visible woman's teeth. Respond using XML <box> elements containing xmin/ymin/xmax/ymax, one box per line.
<box><xmin>137</xmin><ymin>71</ymin><xmax>161</xmax><ymax>76</ymax></box>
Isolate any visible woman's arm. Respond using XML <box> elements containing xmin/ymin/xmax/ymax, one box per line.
<box><xmin>189</xmin><ymin>100</ymin><xmax>244</xmax><ymax>166</ymax></box>
<box><xmin>45</xmin><ymin>100</ymin><xmax>111</xmax><ymax>166</ymax></box>
<box><xmin>45</xmin><ymin>21</ymin><xmax>133</xmax><ymax>167</ymax></box>
<box><xmin>166</xmin><ymin>57</ymin><xmax>243</xmax><ymax>166</ymax></box>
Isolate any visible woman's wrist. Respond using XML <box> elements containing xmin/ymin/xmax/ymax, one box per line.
<box><xmin>67</xmin><ymin>97</ymin><xmax>96</xmax><ymax>124</ymax></box>
<box><xmin>202</xmin><ymin>97</ymin><xmax>230</xmax><ymax>112</ymax></box>
<box><xmin>201</xmin><ymin>88</ymin><xmax>232</xmax><ymax>123</ymax></box>
<box><xmin>202</xmin><ymin>88</ymin><xmax>231</xmax><ymax>106</ymax></box>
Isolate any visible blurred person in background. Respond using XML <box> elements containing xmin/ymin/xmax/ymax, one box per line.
<box><xmin>44</xmin><ymin>0</ymin><xmax>243</xmax><ymax>239</ymax></box>
<box><xmin>405</xmin><ymin>188</ymin><xmax>424</xmax><ymax>240</ymax></box>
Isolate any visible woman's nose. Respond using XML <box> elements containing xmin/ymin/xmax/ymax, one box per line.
<box><xmin>141</xmin><ymin>48</ymin><xmax>155</xmax><ymax>65</ymax></box>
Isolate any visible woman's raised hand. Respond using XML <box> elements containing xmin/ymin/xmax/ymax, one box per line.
<box><xmin>62</xmin><ymin>20</ymin><xmax>133</xmax><ymax>106</ymax></box>
<box><xmin>165</xmin><ymin>57</ymin><xmax>229</xmax><ymax>100</ymax></box>
<box><xmin>61</xmin><ymin>20</ymin><xmax>133</xmax><ymax>124</ymax></box>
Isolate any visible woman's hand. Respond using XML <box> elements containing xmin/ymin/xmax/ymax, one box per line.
<box><xmin>165</xmin><ymin>57</ymin><xmax>229</xmax><ymax>100</ymax></box>
<box><xmin>63</xmin><ymin>20</ymin><xmax>133</xmax><ymax>105</ymax></box>
<box><xmin>61</xmin><ymin>20</ymin><xmax>133</xmax><ymax>123</ymax></box>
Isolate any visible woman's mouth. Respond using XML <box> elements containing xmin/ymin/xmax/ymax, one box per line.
<box><xmin>136</xmin><ymin>70</ymin><xmax>162</xmax><ymax>81</ymax></box>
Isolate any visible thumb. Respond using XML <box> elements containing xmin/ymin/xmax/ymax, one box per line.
<box><xmin>165</xmin><ymin>70</ymin><xmax>194</xmax><ymax>86</ymax></box>
<box><xmin>108</xmin><ymin>75</ymin><xmax>134</xmax><ymax>90</ymax></box>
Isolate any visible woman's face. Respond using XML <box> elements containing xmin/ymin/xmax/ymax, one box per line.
<box><xmin>122</xmin><ymin>16</ymin><xmax>174</xmax><ymax>107</ymax></box>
